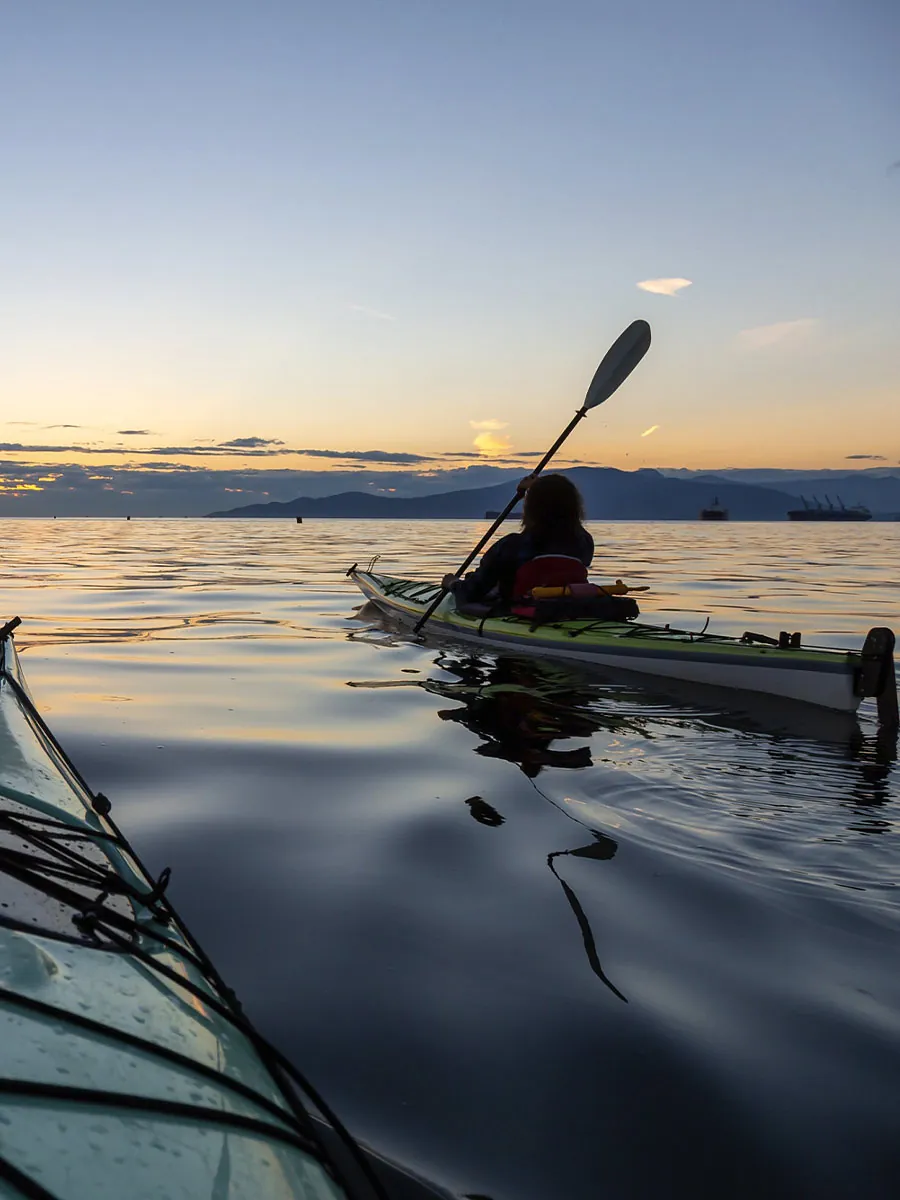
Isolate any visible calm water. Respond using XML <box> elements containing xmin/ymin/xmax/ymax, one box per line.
<box><xmin>3</xmin><ymin>518</ymin><xmax>899</xmax><ymax>1199</ymax></box>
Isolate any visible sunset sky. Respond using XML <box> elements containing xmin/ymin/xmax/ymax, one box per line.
<box><xmin>1</xmin><ymin>1</ymin><xmax>898</xmax><ymax>512</ymax></box>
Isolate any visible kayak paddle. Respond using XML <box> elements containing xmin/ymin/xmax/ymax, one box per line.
<box><xmin>412</xmin><ymin>318</ymin><xmax>652</xmax><ymax>635</ymax></box>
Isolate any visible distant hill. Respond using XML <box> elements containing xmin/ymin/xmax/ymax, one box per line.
<box><xmin>775</xmin><ymin>475</ymin><xmax>899</xmax><ymax>513</ymax></box>
<box><xmin>207</xmin><ymin>466</ymin><xmax>804</xmax><ymax>520</ymax></box>
<box><xmin>662</xmin><ymin>465</ymin><xmax>900</xmax><ymax>513</ymax></box>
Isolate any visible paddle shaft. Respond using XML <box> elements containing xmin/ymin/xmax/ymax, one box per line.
<box><xmin>410</xmin><ymin>318</ymin><xmax>652</xmax><ymax>636</ymax></box>
<box><xmin>411</xmin><ymin>404</ymin><xmax>589</xmax><ymax>634</ymax></box>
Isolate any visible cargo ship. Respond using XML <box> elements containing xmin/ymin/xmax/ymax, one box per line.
<box><xmin>787</xmin><ymin>495</ymin><xmax>872</xmax><ymax>521</ymax></box>
<box><xmin>700</xmin><ymin>496</ymin><xmax>729</xmax><ymax>520</ymax></box>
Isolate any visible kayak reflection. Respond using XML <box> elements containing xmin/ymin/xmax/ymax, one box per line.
<box><xmin>346</xmin><ymin>645</ymin><xmax>633</xmax><ymax>777</ymax></box>
<box><xmin>430</xmin><ymin>652</ymin><xmax>618</xmax><ymax>778</ymax></box>
<box><xmin>347</xmin><ymin>634</ymin><xmax>897</xmax><ymax>842</ymax></box>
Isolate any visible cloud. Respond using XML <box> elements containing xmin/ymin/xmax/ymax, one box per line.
<box><xmin>117</xmin><ymin>429</ymin><xmax>152</xmax><ymax>436</ymax></box>
<box><xmin>473</xmin><ymin>431</ymin><xmax>513</xmax><ymax>455</ymax></box>
<box><xmin>640</xmin><ymin>424</ymin><xmax>660</xmax><ymax>437</ymax></box>
<box><xmin>468</xmin><ymin>418</ymin><xmax>511</xmax><ymax>455</ymax></box>
<box><xmin>0</xmin><ymin>443</ymin><xmax>94</xmax><ymax>454</ymax></box>
<box><xmin>0</xmin><ymin>435</ymin><xmax>587</xmax><ymax>482</ymax></box>
<box><xmin>0</xmin><ymin>440</ymin><xmax>435</xmax><ymax>464</ymax></box>
<box><xmin>738</xmin><ymin>318</ymin><xmax>817</xmax><ymax>348</ymax></box>
<box><xmin>145</xmin><ymin>444</ymin><xmax>434</xmax><ymax>463</ymax></box>
<box><xmin>637</xmin><ymin>278</ymin><xmax>693</xmax><ymax>297</ymax></box>
<box><xmin>218</xmin><ymin>436</ymin><xmax>285</xmax><ymax>449</ymax></box>
<box><xmin>0</xmin><ymin>461</ymin><xmax>516</xmax><ymax>514</ymax></box>
<box><xmin>845</xmin><ymin>454</ymin><xmax>886</xmax><ymax>461</ymax></box>
<box><xmin>295</xmin><ymin>448</ymin><xmax>433</xmax><ymax>463</ymax></box>
<box><xmin>131</xmin><ymin>445</ymin><xmax>283</xmax><ymax>458</ymax></box>
<box><xmin>44</xmin><ymin>424</ymin><xmax>84</xmax><ymax>429</ymax></box>
<box><xmin>348</xmin><ymin>303</ymin><xmax>395</xmax><ymax>321</ymax></box>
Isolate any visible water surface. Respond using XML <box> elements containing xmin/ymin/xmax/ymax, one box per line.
<box><xmin>3</xmin><ymin>519</ymin><xmax>898</xmax><ymax>1199</ymax></box>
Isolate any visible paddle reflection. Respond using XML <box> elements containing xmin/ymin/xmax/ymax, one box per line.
<box><xmin>548</xmin><ymin>836</ymin><xmax>627</xmax><ymax>1003</ymax></box>
<box><xmin>425</xmin><ymin>656</ymin><xmax>628</xmax><ymax>995</ymax></box>
<box><xmin>347</xmin><ymin>650</ymin><xmax>629</xmax><ymax>995</ymax></box>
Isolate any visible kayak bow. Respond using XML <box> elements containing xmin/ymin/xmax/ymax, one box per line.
<box><xmin>349</xmin><ymin>569</ymin><xmax>897</xmax><ymax>717</ymax></box>
<box><xmin>0</xmin><ymin>619</ymin><xmax>452</xmax><ymax>1200</ymax></box>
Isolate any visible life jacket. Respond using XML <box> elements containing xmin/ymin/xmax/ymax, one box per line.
<box><xmin>511</xmin><ymin>556</ymin><xmax>640</xmax><ymax>624</ymax></box>
<box><xmin>512</xmin><ymin>555</ymin><xmax>588</xmax><ymax>599</ymax></box>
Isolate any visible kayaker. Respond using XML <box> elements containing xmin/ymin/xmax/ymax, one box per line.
<box><xmin>442</xmin><ymin>472</ymin><xmax>593</xmax><ymax>606</ymax></box>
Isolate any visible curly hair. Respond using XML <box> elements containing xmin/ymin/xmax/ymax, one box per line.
<box><xmin>521</xmin><ymin>474</ymin><xmax>585</xmax><ymax>547</ymax></box>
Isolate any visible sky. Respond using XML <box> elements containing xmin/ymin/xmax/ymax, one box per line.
<box><xmin>1</xmin><ymin>0</ymin><xmax>898</xmax><ymax>513</ymax></box>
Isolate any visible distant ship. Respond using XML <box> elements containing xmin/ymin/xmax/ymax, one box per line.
<box><xmin>787</xmin><ymin>495</ymin><xmax>872</xmax><ymax>522</ymax></box>
<box><xmin>700</xmin><ymin>496</ymin><xmax>729</xmax><ymax>521</ymax></box>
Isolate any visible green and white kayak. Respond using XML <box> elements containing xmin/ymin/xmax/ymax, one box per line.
<box><xmin>0</xmin><ymin>618</ymin><xmax>451</xmax><ymax>1200</ymax></box>
<box><xmin>349</xmin><ymin>569</ymin><xmax>897</xmax><ymax>716</ymax></box>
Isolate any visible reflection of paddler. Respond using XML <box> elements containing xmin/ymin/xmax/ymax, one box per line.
<box><xmin>429</xmin><ymin>654</ymin><xmax>605</xmax><ymax>777</ymax></box>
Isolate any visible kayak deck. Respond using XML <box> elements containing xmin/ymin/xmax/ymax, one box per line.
<box><xmin>350</xmin><ymin>570</ymin><xmax>897</xmax><ymax>716</ymax></box>
<box><xmin>1</xmin><ymin>620</ymin><xmax>463</xmax><ymax>1200</ymax></box>
<box><xmin>0</xmin><ymin>625</ymin><xmax>356</xmax><ymax>1199</ymax></box>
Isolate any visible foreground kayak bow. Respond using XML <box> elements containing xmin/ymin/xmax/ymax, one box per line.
<box><xmin>349</xmin><ymin>569</ymin><xmax>898</xmax><ymax>719</ymax></box>
<box><xmin>0</xmin><ymin>619</ymin><xmax>453</xmax><ymax>1200</ymax></box>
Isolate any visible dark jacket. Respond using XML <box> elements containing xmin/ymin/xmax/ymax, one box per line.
<box><xmin>460</xmin><ymin>528</ymin><xmax>594</xmax><ymax>603</ymax></box>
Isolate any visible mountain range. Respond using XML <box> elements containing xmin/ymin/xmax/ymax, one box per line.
<box><xmin>206</xmin><ymin>466</ymin><xmax>900</xmax><ymax>520</ymax></box>
<box><xmin>661</xmin><ymin>468</ymin><xmax>900</xmax><ymax>513</ymax></box>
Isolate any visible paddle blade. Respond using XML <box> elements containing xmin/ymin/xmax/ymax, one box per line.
<box><xmin>584</xmin><ymin>319</ymin><xmax>651</xmax><ymax>410</ymax></box>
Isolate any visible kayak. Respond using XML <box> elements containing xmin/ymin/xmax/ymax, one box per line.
<box><xmin>348</xmin><ymin>569</ymin><xmax>898</xmax><ymax>716</ymax></box>
<box><xmin>0</xmin><ymin>617</ymin><xmax>452</xmax><ymax>1200</ymax></box>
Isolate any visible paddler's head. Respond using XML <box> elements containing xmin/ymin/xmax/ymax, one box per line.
<box><xmin>522</xmin><ymin>473</ymin><xmax>585</xmax><ymax>538</ymax></box>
